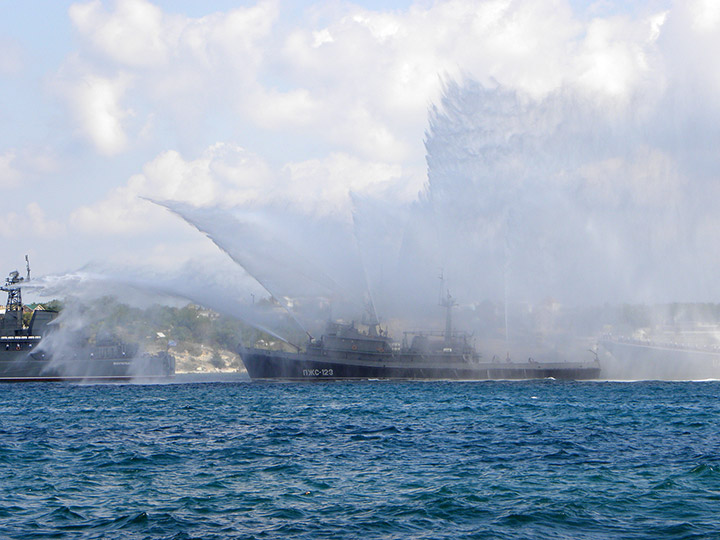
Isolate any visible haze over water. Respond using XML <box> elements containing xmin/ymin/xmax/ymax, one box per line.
<box><xmin>30</xmin><ymin>67</ymin><xmax>720</xmax><ymax>380</ymax></box>
<box><xmin>140</xmin><ymin>71</ymin><xmax>720</xmax><ymax>380</ymax></box>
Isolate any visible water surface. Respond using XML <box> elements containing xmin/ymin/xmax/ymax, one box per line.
<box><xmin>2</xmin><ymin>380</ymin><xmax>719</xmax><ymax>539</ymax></box>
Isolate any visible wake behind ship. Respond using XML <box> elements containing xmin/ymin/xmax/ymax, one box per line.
<box><xmin>0</xmin><ymin>260</ymin><xmax>175</xmax><ymax>382</ymax></box>
<box><xmin>239</xmin><ymin>294</ymin><xmax>601</xmax><ymax>381</ymax></box>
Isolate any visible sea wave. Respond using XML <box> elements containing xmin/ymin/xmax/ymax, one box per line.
<box><xmin>2</xmin><ymin>380</ymin><xmax>720</xmax><ymax>539</ymax></box>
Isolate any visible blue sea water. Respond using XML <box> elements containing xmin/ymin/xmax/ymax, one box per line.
<box><xmin>2</xmin><ymin>379</ymin><xmax>720</xmax><ymax>539</ymax></box>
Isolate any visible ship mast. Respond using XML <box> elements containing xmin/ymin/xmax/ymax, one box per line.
<box><xmin>2</xmin><ymin>271</ymin><xmax>25</xmax><ymax>313</ymax></box>
<box><xmin>1</xmin><ymin>257</ymin><xmax>29</xmax><ymax>332</ymax></box>
<box><xmin>439</xmin><ymin>271</ymin><xmax>457</xmax><ymax>345</ymax></box>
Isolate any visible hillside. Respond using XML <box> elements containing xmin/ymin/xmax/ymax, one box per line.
<box><xmin>30</xmin><ymin>297</ymin><xmax>287</xmax><ymax>374</ymax></box>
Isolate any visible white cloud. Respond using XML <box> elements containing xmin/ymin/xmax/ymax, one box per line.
<box><xmin>0</xmin><ymin>148</ymin><xmax>60</xmax><ymax>190</ymax></box>
<box><xmin>246</xmin><ymin>88</ymin><xmax>319</xmax><ymax>130</ymax></box>
<box><xmin>69</xmin><ymin>143</ymin><xmax>418</xmax><ymax>235</ymax></box>
<box><xmin>267</xmin><ymin>0</ymin><xmax>666</xmax><ymax>160</ymax></box>
<box><xmin>61</xmin><ymin>0</ymin><xmax>280</xmax><ymax>155</ymax></box>
<box><xmin>67</xmin><ymin>144</ymin><xmax>267</xmax><ymax>235</ymax></box>
<box><xmin>280</xmin><ymin>152</ymin><xmax>414</xmax><ymax>218</ymax></box>
<box><xmin>63</xmin><ymin>73</ymin><xmax>132</xmax><ymax>155</ymax></box>
<box><xmin>131</xmin><ymin>143</ymin><xmax>274</xmax><ymax>206</ymax></box>
<box><xmin>69</xmin><ymin>143</ymin><xmax>270</xmax><ymax>234</ymax></box>
<box><xmin>575</xmin><ymin>14</ymin><xmax>661</xmax><ymax>100</ymax></box>
<box><xmin>69</xmin><ymin>0</ymin><xmax>278</xmax><ymax>70</ymax></box>
<box><xmin>659</xmin><ymin>0</ymin><xmax>720</xmax><ymax>106</ymax></box>
<box><xmin>0</xmin><ymin>202</ymin><xmax>64</xmax><ymax>239</ymax></box>
<box><xmin>0</xmin><ymin>151</ymin><xmax>20</xmax><ymax>187</ymax></box>
<box><xmin>69</xmin><ymin>184</ymin><xmax>161</xmax><ymax>235</ymax></box>
<box><xmin>58</xmin><ymin>0</ymin><xmax>679</xmax><ymax>165</ymax></box>
<box><xmin>26</xmin><ymin>203</ymin><xmax>65</xmax><ymax>237</ymax></box>
<box><xmin>69</xmin><ymin>0</ymin><xmax>169</xmax><ymax>67</ymax></box>
<box><xmin>688</xmin><ymin>0</ymin><xmax>720</xmax><ymax>32</ymax></box>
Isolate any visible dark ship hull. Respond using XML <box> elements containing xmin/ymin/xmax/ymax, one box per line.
<box><xmin>239</xmin><ymin>347</ymin><xmax>600</xmax><ymax>381</ymax></box>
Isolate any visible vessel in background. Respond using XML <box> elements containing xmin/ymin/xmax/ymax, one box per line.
<box><xmin>599</xmin><ymin>334</ymin><xmax>720</xmax><ymax>380</ymax></box>
<box><xmin>0</xmin><ymin>258</ymin><xmax>175</xmax><ymax>382</ymax></box>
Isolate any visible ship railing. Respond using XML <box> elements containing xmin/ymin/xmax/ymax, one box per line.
<box><xmin>403</xmin><ymin>330</ymin><xmax>472</xmax><ymax>339</ymax></box>
<box><xmin>323</xmin><ymin>345</ymin><xmax>392</xmax><ymax>356</ymax></box>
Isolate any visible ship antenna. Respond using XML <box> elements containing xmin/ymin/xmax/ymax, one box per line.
<box><xmin>439</xmin><ymin>271</ymin><xmax>457</xmax><ymax>345</ymax></box>
<box><xmin>438</xmin><ymin>269</ymin><xmax>444</xmax><ymax>305</ymax></box>
<box><xmin>25</xmin><ymin>255</ymin><xmax>30</xmax><ymax>281</ymax></box>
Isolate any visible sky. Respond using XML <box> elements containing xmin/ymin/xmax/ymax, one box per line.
<box><xmin>3</xmin><ymin>0</ymin><xmax>720</xmax><ymax>312</ymax></box>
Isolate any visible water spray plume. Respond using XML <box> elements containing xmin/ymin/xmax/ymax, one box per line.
<box><xmin>147</xmin><ymin>198</ymin><xmax>374</xmax><ymax>327</ymax></box>
<box><xmin>69</xmin><ymin>74</ymin><xmax>720</xmax><ymax>380</ymax></box>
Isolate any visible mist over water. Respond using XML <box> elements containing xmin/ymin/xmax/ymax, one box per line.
<box><xmin>135</xmin><ymin>76</ymin><xmax>720</xmax><ymax>378</ymax></box>
<box><xmin>425</xmin><ymin>79</ymin><xmax>714</xmax><ymax>306</ymax></box>
<box><xmin>26</xmin><ymin>72</ymin><xmax>720</xmax><ymax>379</ymax></box>
<box><xmin>157</xmin><ymin>81</ymin><xmax>716</xmax><ymax>311</ymax></box>
<box><xmin>20</xmin><ymin>263</ymin><xmax>253</xmax><ymax>376</ymax></box>
<box><xmin>419</xmin><ymin>79</ymin><xmax>720</xmax><ymax>378</ymax></box>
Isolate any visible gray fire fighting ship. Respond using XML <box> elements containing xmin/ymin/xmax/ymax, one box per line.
<box><xmin>239</xmin><ymin>293</ymin><xmax>601</xmax><ymax>381</ymax></box>
<box><xmin>0</xmin><ymin>259</ymin><xmax>174</xmax><ymax>382</ymax></box>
